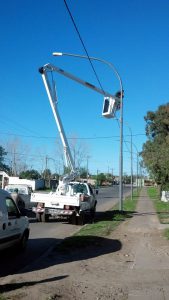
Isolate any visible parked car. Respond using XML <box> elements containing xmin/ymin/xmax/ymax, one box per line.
<box><xmin>0</xmin><ymin>189</ymin><xmax>30</xmax><ymax>251</ymax></box>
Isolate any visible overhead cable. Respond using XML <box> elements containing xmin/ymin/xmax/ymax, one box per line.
<box><xmin>63</xmin><ymin>0</ymin><xmax>105</xmax><ymax>94</ymax></box>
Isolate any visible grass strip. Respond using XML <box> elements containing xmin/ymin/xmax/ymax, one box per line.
<box><xmin>0</xmin><ymin>295</ymin><xmax>7</xmax><ymax>300</ymax></box>
<box><xmin>147</xmin><ymin>187</ymin><xmax>169</xmax><ymax>224</ymax></box>
<box><xmin>56</xmin><ymin>188</ymin><xmax>140</xmax><ymax>252</ymax></box>
<box><xmin>147</xmin><ymin>187</ymin><xmax>169</xmax><ymax>239</ymax></box>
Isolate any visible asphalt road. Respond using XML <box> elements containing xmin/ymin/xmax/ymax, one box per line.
<box><xmin>0</xmin><ymin>185</ymin><xmax>131</xmax><ymax>278</ymax></box>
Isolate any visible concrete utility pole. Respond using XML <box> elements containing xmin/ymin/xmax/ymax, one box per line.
<box><xmin>124</xmin><ymin>123</ymin><xmax>133</xmax><ymax>201</ymax></box>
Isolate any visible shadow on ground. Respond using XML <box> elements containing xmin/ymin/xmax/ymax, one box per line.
<box><xmin>95</xmin><ymin>209</ymin><xmax>135</xmax><ymax>223</ymax></box>
<box><xmin>36</xmin><ymin>235</ymin><xmax>122</xmax><ymax>273</ymax></box>
<box><xmin>0</xmin><ymin>235</ymin><xmax>122</xmax><ymax>278</ymax></box>
<box><xmin>0</xmin><ymin>206</ymin><xmax>130</xmax><ymax>279</ymax></box>
<box><xmin>0</xmin><ymin>275</ymin><xmax>68</xmax><ymax>293</ymax></box>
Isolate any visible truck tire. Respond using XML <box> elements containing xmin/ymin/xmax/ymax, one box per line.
<box><xmin>36</xmin><ymin>212</ymin><xmax>42</xmax><ymax>222</ymax></box>
<box><xmin>70</xmin><ymin>212</ymin><xmax>77</xmax><ymax>225</ymax></box>
<box><xmin>77</xmin><ymin>213</ymin><xmax>85</xmax><ymax>225</ymax></box>
<box><xmin>90</xmin><ymin>202</ymin><xmax>97</xmax><ymax>222</ymax></box>
<box><xmin>41</xmin><ymin>213</ymin><xmax>49</xmax><ymax>222</ymax></box>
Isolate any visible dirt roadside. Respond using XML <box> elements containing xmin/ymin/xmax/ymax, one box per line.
<box><xmin>1</xmin><ymin>187</ymin><xmax>169</xmax><ymax>300</ymax></box>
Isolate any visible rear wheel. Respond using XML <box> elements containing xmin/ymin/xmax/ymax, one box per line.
<box><xmin>77</xmin><ymin>213</ymin><xmax>85</xmax><ymax>225</ymax></box>
<box><xmin>41</xmin><ymin>212</ymin><xmax>49</xmax><ymax>222</ymax></box>
<box><xmin>36</xmin><ymin>212</ymin><xmax>42</xmax><ymax>222</ymax></box>
<box><xmin>90</xmin><ymin>203</ymin><xmax>96</xmax><ymax>223</ymax></box>
<box><xmin>70</xmin><ymin>212</ymin><xmax>77</xmax><ymax>225</ymax></box>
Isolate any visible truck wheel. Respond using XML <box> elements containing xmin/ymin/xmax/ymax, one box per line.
<box><xmin>90</xmin><ymin>203</ymin><xmax>96</xmax><ymax>222</ymax></box>
<box><xmin>36</xmin><ymin>212</ymin><xmax>42</xmax><ymax>222</ymax></box>
<box><xmin>77</xmin><ymin>213</ymin><xmax>85</xmax><ymax>226</ymax></box>
<box><xmin>41</xmin><ymin>213</ymin><xmax>49</xmax><ymax>222</ymax></box>
<box><xmin>70</xmin><ymin>212</ymin><xmax>77</xmax><ymax>225</ymax></box>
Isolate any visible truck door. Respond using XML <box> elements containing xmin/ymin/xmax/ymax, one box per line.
<box><xmin>80</xmin><ymin>184</ymin><xmax>92</xmax><ymax>211</ymax></box>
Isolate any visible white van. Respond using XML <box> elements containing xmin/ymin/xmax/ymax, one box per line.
<box><xmin>5</xmin><ymin>184</ymin><xmax>32</xmax><ymax>210</ymax></box>
<box><xmin>0</xmin><ymin>189</ymin><xmax>30</xmax><ymax>251</ymax></box>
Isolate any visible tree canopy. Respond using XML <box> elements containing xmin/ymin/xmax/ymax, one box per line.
<box><xmin>141</xmin><ymin>103</ymin><xmax>169</xmax><ymax>188</ymax></box>
<box><xmin>19</xmin><ymin>169</ymin><xmax>41</xmax><ymax>180</ymax></box>
<box><xmin>0</xmin><ymin>146</ymin><xmax>10</xmax><ymax>173</ymax></box>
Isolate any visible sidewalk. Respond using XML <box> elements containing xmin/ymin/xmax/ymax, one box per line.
<box><xmin>127</xmin><ymin>187</ymin><xmax>167</xmax><ymax>233</ymax></box>
<box><xmin>124</xmin><ymin>187</ymin><xmax>169</xmax><ymax>299</ymax></box>
<box><xmin>1</xmin><ymin>187</ymin><xmax>169</xmax><ymax>300</ymax></box>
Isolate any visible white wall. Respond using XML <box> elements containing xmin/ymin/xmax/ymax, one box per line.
<box><xmin>8</xmin><ymin>177</ymin><xmax>44</xmax><ymax>191</ymax></box>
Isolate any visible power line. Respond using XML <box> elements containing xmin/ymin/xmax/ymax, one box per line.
<box><xmin>0</xmin><ymin>130</ymin><xmax>146</xmax><ymax>140</ymax></box>
<box><xmin>63</xmin><ymin>0</ymin><xmax>105</xmax><ymax>94</ymax></box>
<box><xmin>114</xmin><ymin>116</ymin><xmax>131</xmax><ymax>154</ymax></box>
<box><xmin>6</xmin><ymin>151</ymin><xmax>45</xmax><ymax>159</ymax></box>
<box><xmin>0</xmin><ymin>114</ymin><xmax>40</xmax><ymax>136</ymax></box>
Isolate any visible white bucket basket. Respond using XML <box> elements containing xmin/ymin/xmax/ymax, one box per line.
<box><xmin>102</xmin><ymin>97</ymin><xmax>117</xmax><ymax>118</ymax></box>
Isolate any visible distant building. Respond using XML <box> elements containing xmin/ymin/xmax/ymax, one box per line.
<box><xmin>0</xmin><ymin>173</ymin><xmax>44</xmax><ymax>191</ymax></box>
<box><xmin>7</xmin><ymin>176</ymin><xmax>44</xmax><ymax>191</ymax></box>
<box><xmin>80</xmin><ymin>178</ymin><xmax>96</xmax><ymax>186</ymax></box>
<box><xmin>0</xmin><ymin>171</ymin><xmax>9</xmax><ymax>189</ymax></box>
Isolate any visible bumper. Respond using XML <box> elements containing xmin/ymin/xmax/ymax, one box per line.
<box><xmin>32</xmin><ymin>207</ymin><xmax>74</xmax><ymax>216</ymax></box>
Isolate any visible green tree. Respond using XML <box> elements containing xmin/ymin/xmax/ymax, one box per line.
<box><xmin>141</xmin><ymin>103</ymin><xmax>169</xmax><ymax>188</ymax></box>
<box><xmin>123</xmin><ymin>173</ymin><xmax>131</xmax><ymax>184</ymax></box>
<box><xmin>42</xmin><ymin>168</ymin><xmax>51</xmax><ymax>180</ymax></box>
<box><xmin>97</xmin><ymin>173</ymin><xmax>107</xmax><ymax>186</ymax></box>
<box><xmin>0</xmin><ymin>145</ymin><xmax>10</xmax><ymax>173</ymax></box>
<box><xmin>20</xmin><ymin>169</ymin><xmax>41</xmax><ymax>180</ymax></box>
<box><xmin>51</xmin><ymin>173</ymin><xmax>59</xmax><ymax>180</ymax></box>
<box><xmin>79</xmin><ymin>167</ymin><xmax>88</xmax><ymax>179</ymax></box>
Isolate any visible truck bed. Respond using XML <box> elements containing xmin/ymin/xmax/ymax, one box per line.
<box><xmin>31</xmin><ymin>192</ymin><xmax>80</xmax><ymax>209</ymax></box>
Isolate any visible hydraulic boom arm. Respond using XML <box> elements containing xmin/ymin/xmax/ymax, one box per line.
<box><xmin>39</xmin><ymin>65</ymin><xmax>75</xmax><ymax>173</ymax></box>
<box><xmin>39</xmin><ymin>63</ymin><xmax>117</xmax><ymax>98</ymax></box>
<box><xmin>39</xmin><ymin>63</ymin><xmax>119</xmax><ymax>185</ymax></box>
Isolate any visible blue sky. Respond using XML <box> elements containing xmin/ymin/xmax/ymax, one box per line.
<box><xmin>0</xmin><ymin>0</ymin><xmax>169</xmax><ymax>176</ymax></box>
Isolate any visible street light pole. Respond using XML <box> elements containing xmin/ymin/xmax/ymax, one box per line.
<box><xmin>124</xmin><ymin>123</ymin><xmax>133</xmax><ymax>201</ymax></box>
<box><xmin>130</xmin><ymin>130</ymin><xmax>133</xmax><ymax>200</ymax></box>
<box><xmin>119</xmin><ymin>90</ymin><xmax>123</xmax><ymax>211</ymax></box>
<box><xmin>132</xmin><ymin>143</ymin><xmax>139</xmax><ymax>192</ymax></box>
<box><xmin>53</xmin><ymin>51</ymin><xmax>124</xmax><ymax>211</ymax></box>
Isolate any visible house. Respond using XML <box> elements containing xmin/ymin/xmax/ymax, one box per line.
<box><xmin>0</xmin><ymin>171</ymin><xmax>9</xmax><ymax>189</ymax></box>
<box><xmin>0</xmin><ymin>172</ymin><xmax>44</xmax><ymax>191</ymax></box>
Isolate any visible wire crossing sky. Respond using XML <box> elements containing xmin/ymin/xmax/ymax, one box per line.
<box><xmin>0</xmin><ymin>0</ymin><xmax>169</xmax><ymax>175</ymax></box>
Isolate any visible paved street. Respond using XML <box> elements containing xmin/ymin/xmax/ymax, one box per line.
<box><xmin>0</xmin><ymin>185</ymin><xmax>131</xmax><ymax>277</ymax></box>
<box><xmin>1</xmin><ymin>187</ymin><xmax>169</xmax><ymax>300</ymax></box>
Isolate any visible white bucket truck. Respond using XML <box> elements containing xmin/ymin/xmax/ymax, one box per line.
<box><xmin>31</xmin><ymin>64</ymin><xmax>98</xmax><ymax>224</ymax></box>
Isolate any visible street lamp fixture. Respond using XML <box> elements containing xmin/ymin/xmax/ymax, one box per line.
<box><xmin>53</xmin><ymin>51</ymin><xmax>124</xmax><ymax>211</ymax></box>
